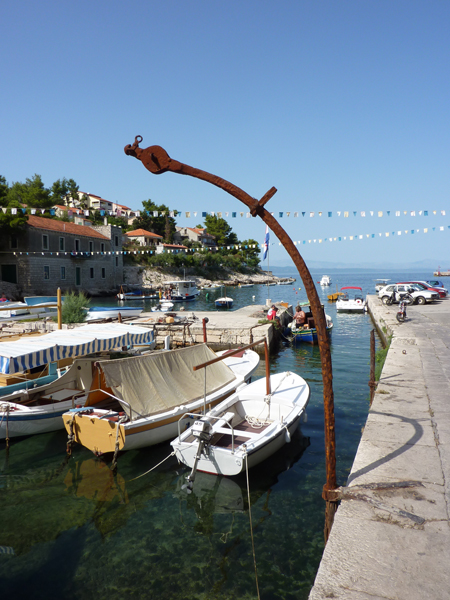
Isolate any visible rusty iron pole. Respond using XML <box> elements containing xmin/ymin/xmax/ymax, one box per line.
<box><xmin>369</xmin><ymin>329</ymin><xmax>376</xmax><ymax>406</ymax></box>
<box><xmin>125</xmin><ymin>137</ymin><xmax>339</xmax><ymax>537</ymax></box>
<box><xmin>202</xmin><ymin>317</ymin><xmax>208</xmax><ymax>343</ymax></box>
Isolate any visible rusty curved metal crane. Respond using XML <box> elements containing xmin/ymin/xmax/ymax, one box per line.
<box><xmin>125</xmin><ymin>136</ymin><xmax>339</xmax><ymax>538</ymax></box>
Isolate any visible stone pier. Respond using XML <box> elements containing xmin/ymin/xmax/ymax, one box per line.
<box><xmin>309</xmin><ymin>294</ymin><xmax>450</xmax><ymax>599</ymax></box>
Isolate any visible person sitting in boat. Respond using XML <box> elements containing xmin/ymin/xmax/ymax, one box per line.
<box><xmin>293</xmin><ymin>305</ymin><xmax>306</xmax><ymax>328</ymax></box>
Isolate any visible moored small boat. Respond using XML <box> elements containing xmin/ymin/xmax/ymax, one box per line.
<box><xmin>171</xmin><ymin>371</ymin><xmax>310</xmax><ymax>479</ymax></box>
<box><xmin>336</xmin><ymin>287</ymin><xmax>367</xmax><ymax>313</ymax></box>
<box><xmin>62</xmin><ymin>344</ymin><xmax>260</xmax><ymax>455</ymax></box>
<box><xmin>85</xmin><ymin>306</ymin><xmax>144</xmax><ymax>321</ymax></box>
<box><xmin>289</xmin><ymin>302</ymin><xmax>333</xmax><ymax>344</ymax></box>
<box><xmin>319</xmin><ymin>275</ymin><xmax>332</xmax><ymax>286</ymax></box>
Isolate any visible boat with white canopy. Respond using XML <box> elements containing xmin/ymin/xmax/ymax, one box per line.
<box><xmin>0</xmin><ymin>324</ymin><xmax>155</xmax><ymax>439</ymax></box>
<box><xmin>62</xmin><ymin>344</ymin><xmax>260</xmax><ymax>455</ymax></box>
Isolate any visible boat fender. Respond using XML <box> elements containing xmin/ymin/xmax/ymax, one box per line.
<box><xmin>284</xmin><ymin>428</ymin><xmax>291</xmax><ymax>443</ymax></box>
<box><xmin>356</xmin><ymin>299</ymin><xmax>362</xmax><ymax>304</ymax></box>
<box><xmin>303</xmin><ymin>412</ymin><xmax>308</xmax><ymax>423</ymax></box>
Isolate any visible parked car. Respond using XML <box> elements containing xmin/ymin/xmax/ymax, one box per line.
<box><xmin>397</xmin><ymin>281</ymin><xmax>447</xmax><ymax>298</ymax></box>
<box><xmin>427</xmin><ymin>279</ymin><xmax>445</xmax><ymax>289</ymax></box>
<box><xmin>378</xmin><ymin>284</ymin><xmax>440</xmax><ymax>305</ymax></box>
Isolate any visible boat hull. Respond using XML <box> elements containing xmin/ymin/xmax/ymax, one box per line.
<box><xmin>292</xmin><ymin>326</ymin><xmax>332</xmax><ymax>344</ymax></box>
<box><xmin>171</xmin><ymin>372</ymin><xmax>310</xmax><ymax>477</ymax></box>
<box><xmin>85</xmin><ymin>307</ymin><xmax>143</xmax><ymax>321</ymax></box>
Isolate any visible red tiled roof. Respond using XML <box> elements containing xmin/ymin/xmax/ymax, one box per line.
<box><xmin>126</xmin><ymin>229</ymin><xmax>163</xmax><ymax>238</ymax></box>
<box><xmin>161</xmin><ymin>243</ymin><xmax>187</xmax><ymax>249</ymax></box>
<box><xmin>27</xmin><ymin>215</ymin><xmax>110</xmax><ymax>240</ymax></box>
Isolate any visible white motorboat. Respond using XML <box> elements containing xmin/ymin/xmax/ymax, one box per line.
<box><xmin>62</xmin><ymin>344</ymin><xmax>260</xmax><ymax>454</ymax></box>
<box><xmin>319</xmin><ymin>275</ymin><xmax>332</xmax><ymax>286</ymax></box>
<box><xmin>0</xmin><ymin>302</ymin><xmax>30</xmax><ymax>318</ymax></box>
<box><xmin>374</xmin><ymin>279</ymin><xmax>391</xmax><ymax>292</ymax></box>
<box><xmin>151</xmin><ymin>301</ymin><xmax>174</xmax><ymax>312</ymax></box>
<box><xmin>171</xmin><ymin>371</ymin><xmax>310</xmax><ymax>480</ymax></box>
<box><xmin>85</xmin><ymin>306</ymin><xmax>144</xmax><ymax>321</ymax></box>
<box><xmin>163</xmin><ymin>280</ymin><xmax>200</xmax><ymax>302</ymax></box>
<box><xmin>0</xmin><ymin>323</ymin><xmax>155</xmax><ymax>439</ymax></box>
<box><xmin>336</xmin><ymin>287</ymin><xmax>367</xmax><ymax>312</ymax></box>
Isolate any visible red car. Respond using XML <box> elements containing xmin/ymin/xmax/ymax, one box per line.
<box><xmin>397</xmin><ymin>281</ymin><xmax>447</xmax><ymax>299</ymax></box>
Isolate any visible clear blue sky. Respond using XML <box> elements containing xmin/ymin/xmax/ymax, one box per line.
<box><xmin>1</xmin><ymin>0</ymin><xmax>449</xmax><ymax>266</ymax></box>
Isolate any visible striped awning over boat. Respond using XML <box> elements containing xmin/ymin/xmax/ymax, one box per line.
<box><xmin>0</xmin><ymin>323</ymin><xmax>154</xmax><ymax>375</ymax></box>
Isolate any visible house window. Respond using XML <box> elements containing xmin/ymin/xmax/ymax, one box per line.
<box><xmin>42</xmin><ymin>235</ymin><xmax>49</xmax><ymax>250</ymax></box>
<box><xmin>101</xmin><ymin>268</ymin><xmax>106</xmax><ymax>279</ymax></box>
<box><xmin>59</xmin><ymin>237</ymin><xmax>65</xmax><ymax>251</ymax></box>
<box><xmin>115</xmin><ymin>256</ymin><xmax>118</xmax><ymax>267</ymax></box>
<box><xmin>44</xmin><ymin>266</ymin><xmax>50</xmax><ymax>280</ymax></box>
<box><xmin>61</xmin><ymin>266</ymin><xmax>66</xmax><ymax>280</ymax></box>
<box><xmin>101</xmin><ymin>242</ymin><xmax>105</xmax><ymax>252</ymax></box>
<box><xmin>75</xmin><ymin>239</ymin><xmax>80</xmax><ymax>252</ymax></box>
<box><xmin>89</xmin><ymin>241</ymin><xmax>93</xmax><ymax>253</ymax></box>
<box><xmin>115</xmin><ymin>235</ymin><xmax>119</xmax><ymax>247</ymax></box>
<box><xmin>10</xmin><ymin>236</ymin><xmax>18</xmax><ymax>250</ymax></box>
<box><xmin>90</xmin><ymin>267</ymin><xmax>94</xmax><ymax>279</ymax></box>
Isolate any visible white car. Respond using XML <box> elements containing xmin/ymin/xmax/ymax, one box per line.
<box><xmin>378</xmin><ymin>284</ymin><xmax>440</xmax><ymax>305</ymax></box>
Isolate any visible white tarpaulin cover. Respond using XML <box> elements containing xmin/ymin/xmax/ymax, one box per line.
<box><xmin>97</xmin><ymin>344</ymin><xmax>236</xmax><ymax>419</ymax></box>
<box><xmin>0</xmin><ymin>323</ymin><xmax>154</xmax><ymax>375</ymax></box>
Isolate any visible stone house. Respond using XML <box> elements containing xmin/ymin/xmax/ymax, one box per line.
<box><xmin>124</xmin><ymin>228</ymin><xmax>163</xmax><ymax>247</ymax></box>
<box><xmin>0</xmin><ymin>215</ymin><xmax>123</xmax><ymax>297</ymax></box>
<box><xmin>173</xmin><ymin>227</ymin><xmax>216</xmax><ymax>249</ymax></box>
<box><xmin>155</xmin><ymin>243</ymin><xmax>188</xmax><ymax>255</ymax></box>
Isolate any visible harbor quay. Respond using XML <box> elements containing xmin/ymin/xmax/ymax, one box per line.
<box><xmin>133</xmin><ymin>302</ymin><xmax>293</xmax><ymax>352</ymax></box>
<box><xmin>309</xmin><ymin>294</ymin><xmax>450</xmax><ymax>599</ymax></box>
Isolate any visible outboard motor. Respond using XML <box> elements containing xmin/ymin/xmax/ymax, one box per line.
<box><xmin>182</xmin><ymin>418</ymin><xmax>214</xmax><ymax>492</ymax></box>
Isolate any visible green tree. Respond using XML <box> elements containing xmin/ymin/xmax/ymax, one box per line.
<box><xmin>50</xmin><ymin>178</ymin><xmax>80</xmax><ymax>206</ymax></box>
<box><xmin>203</xmin><ymin>215</ymin><xmax>239</xmax><ymax>247</ymax></box>
<box><xmin>0</xmin><ymin>175</ymin><xmax>8</xmax><ymax>205</ymax></box>
<box><xmin>20</xmin><ymin>174</ymin><xmax>52</xmax><ymax>208</ymax></box>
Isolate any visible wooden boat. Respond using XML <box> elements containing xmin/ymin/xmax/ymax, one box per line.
<box><xmin>85</xmin><ymin>306</ymin><xmax>144</xmax><ymax>321</ymax></box>
<box><xmin>62</xmin><ymin>344</ymin><xmax>260</xmax><ymax>454</ymax></box>
<box><xmin>336</xmin><ymin>287</ymin><xmax>367</xmax><ymax>313</ymax></box>
<box><xmin>0</xmin><ymin>323</ymin><xmax>155</xmax><ymax>439</ymax></box>
<box><xmin>0</xmin><ymin>359</ymin><xmax>72</xmax><ymax>398</ymax></box>
<box><xmin>171</xmin><ymin>371</ymin><xmax>310</xmax><ymax>479</ymax></box>
<box><xmin>289</xmin><ymin>302</ymin><xmax>333</xmax><ymax>344</ymax></box>
<box><xmin>215</xmin><ymin>296</ymin><xmax>233</xmax><ymax>309</ymax></box>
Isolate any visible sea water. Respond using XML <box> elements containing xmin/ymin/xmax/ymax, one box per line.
<box><xmin>0</xmin><ymin>268</ymin><xmax>444</xmax><ymax>599</ymax></box>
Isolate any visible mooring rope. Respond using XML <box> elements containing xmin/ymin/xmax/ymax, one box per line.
<box><xmin>127</xmin><ymin>451</ymin><xmax>175</xmax><ymax>482</ymax></box>
<box><xmin>245</xmin><ymin>452</ymin><xmax>261</xmax><ymax>600</ymax></box>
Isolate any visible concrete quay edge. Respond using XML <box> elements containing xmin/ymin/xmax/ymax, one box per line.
<box><xmin>309</xmin><ymin>294</ymin><xmax>450</xmax><ymax>600</ymax></box>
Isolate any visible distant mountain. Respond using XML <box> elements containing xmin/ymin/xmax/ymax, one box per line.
<box><xmin>266</xmin><ymin>258</ymin><xmax>441</xmax><ymax>271</ymax></box>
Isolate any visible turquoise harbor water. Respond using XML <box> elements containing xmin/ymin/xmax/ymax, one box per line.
<box><xmin>0</xmin><ymin>269</ymin><xmax>445</xmax><ymax>599</ymax></box>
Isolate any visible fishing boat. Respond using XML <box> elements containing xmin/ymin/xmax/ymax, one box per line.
<box><xmin>171</xmin><ymin>370</ymin><xmax>310</xmax><ymax>479</ymax></box>
<box><xmin>62</xmin><ymin>344</ymin><xmax>260</xmax><ymax>454</ymax></box>
<box><xmin>288</xmin><ymin>302</ymin><xmax>333</xmax><ymax>344</ymax></box>
<box><xmin>85</xmin><ymin>306</ymin><xmax>144</xmax><ymax>321</ymax></box>
<box><xmin>0</xmin><ymin>323</ymin><xmax>155</xmax><ymax>439</ymax></box>
<box><xmin>239</xmin><ymin>283</ymin><xmax>254</xmax><ymax>288</ymax></box>
<box><xmin>0</xmin><ymin>359</ymin><xmax>72</xmax><ymax>398</ymax></box>
<box><xmin>163</xmin><ymin>280</ymin><xmax>200</xmax><ymax>302</ymax></box>
<box><xmin>214</xmin><ymin>286</ymin><xmax>233</xmax><ymax>309</ymax></box>
<box><xmin>319</xmin><ymin>275</ymin><xmax>332</xmax><ymax>286</ymax></box>
<box><xmin>336</xmin><ymin>287</ymin><xmax>366</xmax><ymax>313</ymax></box>
<box><xmin>215</xmin><ymin>296</ymin><xmax>233</xmax><ymax>309</ymax></box>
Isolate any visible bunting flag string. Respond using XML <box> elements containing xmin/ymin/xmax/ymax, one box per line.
<box><xmin>1</xmin><ymin>224</ymin><xmax>448</xmax><ymax>257</ymax></box>
<box><xmin>0</xmin><ymin>206</ymin><xmax>447</xmax><ymax>219</ymax></box>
